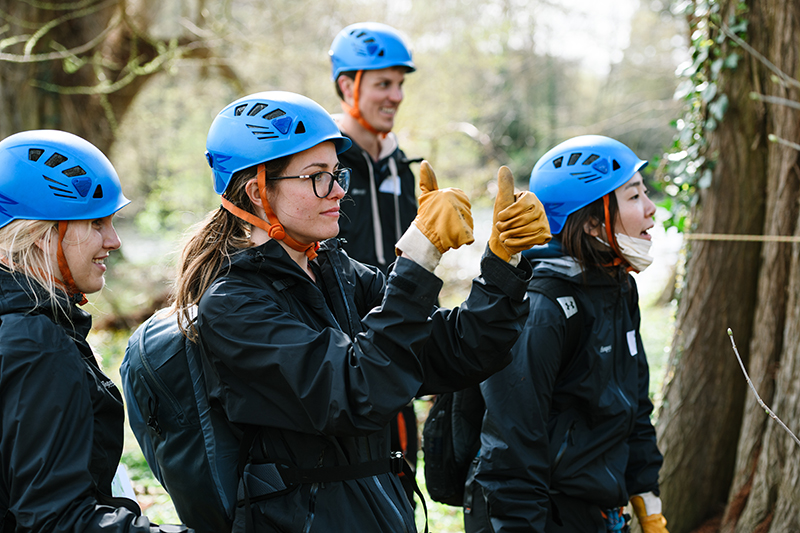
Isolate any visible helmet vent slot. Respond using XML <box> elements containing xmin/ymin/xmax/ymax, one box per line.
<box><xmin>264</xmin><ymin>109</ymin><xmax>286</xmax><ymax>120</ymax></box>
<box><xmin>47</xmin><ymin>177</ymin><xmax>77</xmax><ymax>198</ymax></box>
<box><xmin>583</xmin><ymin>154</ymin><xmax>599</xmax><ymax>165</ymax></box>
<box><xmin>295</xmin><ymin>121</ymin><xmax>306</xmax><ymax>134</ymax></box>
<box><xmin>47</xmin><ymin>180</ymin><xmax>75</xmax><ymax>197</ymax></box>
<box><xmin>62</xmin><ymin>165</ymin><xmax>87</xmax><ymax>177</ymax></box>
<box><xmin>247</xmin><ymin>124</ymin><xmax>279</xmax><ymax>140</ymax></box>
<box><xmin>248</xmin><ymin>103</ymin><xmax>268</xmax><ymax>116</ymax></box>
<box><xmin>234</xmin><ymin>105</ymin><xmax>248</xmax><ymax>116</ymax></box>
<box><xmin>567</xmin><ymin>153</ymin><xmax>581</xmax><ymax>166</ymax></box>
<box><xmin>612</xmin><ymin>160</ymin><xmax>621</xmax><ymax>171</ymax></box>
<box><xmin>44</xmin><ymin>176</ymin><xmax>68</xmax><ymax>187</ymax></box>
<box><xmin>571</xmin><ymin>171</ymin><xmax>603</xmax><ymax>184</ymax></box>
<box><xmin>28</xmin><ymin>148</ymin><xmax>44</xmax><ymax>161</ymax></box>
<box><xmin>552</xmin><ymin>157</ymin><xmax>563</xmax><ymax>168</ymax></box>
<box><xmin>93</xmin><ymin>184</ymin><xmax>104</xmax><ymax>198</ymax></box>
<box><xmin>45</xmin><ymin>153</ymin><xmax>68</xmax><ymax>167</ymax></box>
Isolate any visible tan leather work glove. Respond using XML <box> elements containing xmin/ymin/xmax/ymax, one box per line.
<box><xmin>631</xmin><ymin>493</ymin><xmax>669</xmax><ymax>533</ymax></box>
<box><xmin>488</xmin><ymin>166</ymin><xmax>551</xmax><ymax>263</ymax></box>
<box><xmin>395</xmin><ymin>161</ymin><xmax>474</xmax><ymax>271</ymax></box>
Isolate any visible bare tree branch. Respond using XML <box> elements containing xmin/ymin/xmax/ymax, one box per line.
<box><xmin>718</xmin><ymin>23</ymin><xmax>800</xmax><ymax>90</ymax></box>
<box><xmin>728</xmin><ymin>328</ymin><xmax>800</xmax><ymax>448</ymax></box>
<box><xmin>749</xmin><ymin>92</ymin><xmax>800</xmax><ymax>111</ymax></box>
<box><xmin>0</xmin><ymin>2</ymin><xmax>118</xmax><ymax>61</ymax></box>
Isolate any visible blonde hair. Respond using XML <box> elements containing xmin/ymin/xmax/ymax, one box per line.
<box><xmin>0</xmin><ymin>219</ymin><xmax>62</xmax><ymax>309</ymax></box>
<box><xmin>173</xmin><ymin>156</ymin><xmax>290</xmax><ymax>339</ymax></box>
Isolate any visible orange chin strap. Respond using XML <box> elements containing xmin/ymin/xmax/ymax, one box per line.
<box><xmin>602</xmin><ymin>194</ymin><xmax>634</xmax><ymax>273</ymax></box>
<box><xmin>341</xmin><ymin>70</ymin><xmax>388</xmax><ymax>138</ymax></box>
<box><xmin>56</xmin><ymin>221</ymin><xmax>88</xmax><ymax>305</ymax></box>
<box><xmin>220</xmin><ymin>163</ymin><xmax>319</xmax><ymax>260</ymax></box>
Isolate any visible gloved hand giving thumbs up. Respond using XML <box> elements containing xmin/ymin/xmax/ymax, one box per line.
<box><xmin>489</xmin><ymin>166</ymin><xmax>551</xmax><ymax>263</ymax></box>
<box><xmin>395</xmin><ymin>160</ymin><xmax>474</xmax><ymax>271</ymax></box>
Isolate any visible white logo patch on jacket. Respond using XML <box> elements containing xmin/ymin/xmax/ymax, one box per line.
<box><xmin>627</xmin><ymin>330</ymin><xmax>638</xmax><ymax>356</ymax></box>
<box><xmin>556</xmin><ymin>296</ymin><xmax>578</xmax><ymax>319</ymax></box>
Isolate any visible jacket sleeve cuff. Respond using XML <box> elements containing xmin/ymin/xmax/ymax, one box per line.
<box><xmin>480</xmin><ymin>244</ymin><xmax>533</xmax><ymax>301</ymax></box>
<box><xmin>632</xmin><ymin>492</ymin><xmax>662</xmax><ymax>515</ymax></box>
<box><xmin>394</xmin><ymin>222</ymin><xmax>442</xmax><ymax>272</ymax></box>
<box><xmin>386</xmin><ymin>256</ymin><xmax>444</xmax><ymax>309</ymax></box>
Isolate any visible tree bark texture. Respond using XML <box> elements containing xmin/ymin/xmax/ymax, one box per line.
<box><xmin>658</xmin><ymin>1</ymin><xmax>800</xmax><ymax>532</ymax></box>
<box><xmin>721</xmin><ymin>3</ymin><xmax>800</xmax><ymax>532</ymax></box>
<box><xmin>0</xmin><ymin>0</ymin><xmax>166</xmax><ymax>152</ymax></box>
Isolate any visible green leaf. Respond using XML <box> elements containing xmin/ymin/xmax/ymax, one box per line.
<box><xmin>674</xmin><ymin>79</ymin><xmax>696</xmax><ymax>100</ymax></box>
<box><xmin>710</xmin><ymin>58</ymin><xmax>724</xmax><ymax>79</ymax></box>
<box><xmin>708</xmin><ymin>94</ymin><xmax>729</xmax><ymax>121</ymax></box>
<box><xmin>701</xmin><ymin>82</ymin><xmax>718</xmax><ymax>103</ymax></box>
<box><xmin>729</xmin><ymin>20</ymin><xmax>748</xmax><ymax>34</ymax></box>
<box><xmin>698</xmin><ymin>169</ymin><xmax>713</xmax><ymax>189</ymax></box>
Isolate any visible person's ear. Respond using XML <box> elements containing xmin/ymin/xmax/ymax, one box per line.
<box><xmin>33</xmin><ymin>224</ymin><xmax>57</xmax><ymax>253</ymax></box>
<box><xmin>338</xmin><ymin>75</ymin><xmax>355</xmax><ymax>104</ymax></box>
<box><xmin>244</xmin><ymin>178</ymin><xmax>263</xmax><ymax>209</ymax></box>
<box><xmin>583</xmin><ymin>217</ymin><xmax>602</xmax><ymax>238</ymax></box>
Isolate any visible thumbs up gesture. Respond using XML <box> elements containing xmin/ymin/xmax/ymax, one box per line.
<box><xmin>415</xmin><ymin>161</ymin><xmax>474</xmax><ymax>253</ymax></box>
<box><xmin>395</xmin><ymin>161</ymin><xmax>474</xmax><ymax>271</ymax></box>
<box><xmin>489</xmin><ymin>166</ymin><xmax>551</xmax><ymax>262</ymax></box>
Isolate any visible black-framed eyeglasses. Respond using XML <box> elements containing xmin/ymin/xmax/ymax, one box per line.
<box><xmin>268</xmin><ymin>168</ymin><xmax>351</xmax><ymax>198</ymax></box>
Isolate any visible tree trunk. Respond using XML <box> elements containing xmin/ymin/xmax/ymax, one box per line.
<box><xmin>723</xmin><ymin>1</ymin><xmax>800</xmax><ymax>530</ymax></box>
<box><xmin>0</xmin><ymin>1</ymin><xmax>177</xmax><ymax>151</ymax></box>
<box><xmin>658</xmin><ymin>1</ymin><xmax>800</xmax><ymax>532</ymax></box>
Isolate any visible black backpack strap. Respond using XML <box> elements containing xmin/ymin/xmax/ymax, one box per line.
<box><xmin>237</xmin><ymin>424</ymin><xmax>260</xmax><ymax>533</ymax></box>
<box><xmin>526</xmin><ymin>277</ymin><xmax>584</xmax><ymax>378</ymax></box>
<box><xmin>403</xmin><ymin>458</ymin><xmax>429</xmax><ymax>533</ymax></box>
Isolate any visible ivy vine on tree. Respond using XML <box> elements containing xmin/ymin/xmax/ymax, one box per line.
<box><xmin>660</xmin><ymin>0</ymin><xmax>748</xmax><ymax>232</ymax></box>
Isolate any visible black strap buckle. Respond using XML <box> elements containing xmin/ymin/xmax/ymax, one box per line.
<box><xmin>390</xmin><ymin>451</ymin><xmax>404</xmax><ymax>474</ymax></box>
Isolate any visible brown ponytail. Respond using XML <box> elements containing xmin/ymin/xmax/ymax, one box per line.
<box><xmin>172</xmin><ymin>156</ymin><xmax>291</xmax><ymax>338</ymax></box>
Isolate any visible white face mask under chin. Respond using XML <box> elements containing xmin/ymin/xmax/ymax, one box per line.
<box><xmin>594</xmin><ymin>228</ymin><xmax>654</xmax><ymax>272</ymax></box>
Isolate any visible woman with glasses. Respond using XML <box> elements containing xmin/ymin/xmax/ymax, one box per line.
<box><xmin>171</xmin><ymin>91</ymin><xmax>551</xmax><ymax>532</ymax></box>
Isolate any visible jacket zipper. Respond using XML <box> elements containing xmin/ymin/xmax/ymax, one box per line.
<box><xmin>372</xmin><ymin>475</ymin><xmax>410</xmax><ymax>533</ymax></box>
<box><xmin>138</xmin><ymin>345</ymin><xmax>186</xmax><ymax>427</ymax></box>
<box><xmin>552</xmin><ymin>421</ymin><xmax>575</xmax><ymax>472</ymax></box>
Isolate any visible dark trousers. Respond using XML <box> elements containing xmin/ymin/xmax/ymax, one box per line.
<box><xmin>464</xmin><ymin>482</ymin><xmax>607</xmax><ymax>533</ymax></box>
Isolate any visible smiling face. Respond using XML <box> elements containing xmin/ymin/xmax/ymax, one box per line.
<box><xmin>54</xmin><ymin>216</ymin><xmax>121</xmax><ymax>294</ymax></box>
<box><xmin>352</xmin><ymin>67</ymin><xmax>406</xmax><ymax>132</ymax></box>
<box><xmin>267</xmin><ymin>141</ymin><xmax>344</xmax><ymax>245</ymax></box>
<box><xmin>613</xmin><ymin>172</ymin><xmax>656</xmax><ymax>240</ymax></box>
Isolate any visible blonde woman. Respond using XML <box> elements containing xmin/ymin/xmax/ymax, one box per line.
<box><xmin>0</xmin><ymin>130</ymin><xmax>191</xmax><ymax>532</ymax></box>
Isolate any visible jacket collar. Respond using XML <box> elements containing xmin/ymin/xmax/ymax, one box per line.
<box><xmin>0</xmin><ymin>268</ymin><xmax>92</xmax><ymax>337</ymax></box>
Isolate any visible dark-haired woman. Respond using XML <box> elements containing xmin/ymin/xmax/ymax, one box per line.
<box><xmin>172</xmin><ymin>90</ymin><xmax>551</xmax><ymax>532</ymax></box>
<box><xmin>466</xmin><ymin>136</ymin><xmax>669</xmax><ymax>533</ymax></box>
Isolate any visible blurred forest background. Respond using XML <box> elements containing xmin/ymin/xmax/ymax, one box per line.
<box><xmin>4</xmin><ymin>0</ymin><xmax>800</xmax><ymax>532</ymax></box>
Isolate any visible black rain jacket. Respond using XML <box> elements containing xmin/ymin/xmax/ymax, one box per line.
<box><xmin>474</xmin><ymin>244</ymin><xmax>663</xmax><ymax>531</ymax></box>
<box><xmin>336</xmin><ymin>132</ymin><xmax>419</xmax><ymax>273</ymax></box>
<box><xmin>0</xmin><ymin>269</ymin><xmax>177</xmax><ymax>532</ymax></box>
<box><xmin>197</xmin><ymin>238</ymin><xmax>532</xmax><ymax>532</ymax></box>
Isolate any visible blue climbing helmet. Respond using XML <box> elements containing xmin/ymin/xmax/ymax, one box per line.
<box><xmin>329</xmin><ymin>22</ymin><xmax>416</xmax><ymax>81</ymax></box>
<box><xmin>0</xmin><ymin>130</ymin><xmax>130</xmax><ymax>229</ymax></box>
<box><xmin>206</xmin><ymin>91</ymin><xmax>352</xmax><ymax>195</ymax></box>
<box><xmin>529</xmin><ymin>135</ymin><xmax>648</xmax><ymax>234</ymax></box>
